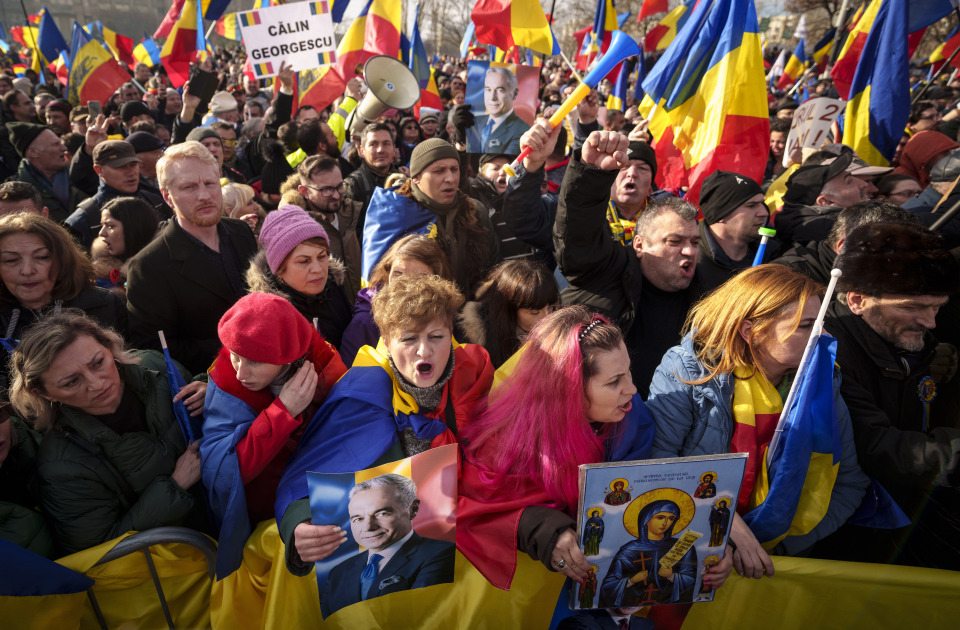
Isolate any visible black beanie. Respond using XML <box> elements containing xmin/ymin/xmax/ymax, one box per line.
<box><xmin>837</xmin><ymin>223</ymin><xmax>959</xmax><ymax>296</ymax></box>
<box><xmin>259</xmin><ymin>138</ymin><xmax>295</xmax><ymax>195</ymax></box>
<box><xmin>699</xmin><ymin>171</ymin><xmax>765</xmax><ymax>225</ymax></box>
<box><xmin>626</xmin><ymin>141</ymin><xmax>657</xmax><ymax>180</ymax></box>
<box><xmin>6</xmin><ymin>122</ymin><xmax>48</xmax><ymax>157</ymax></box>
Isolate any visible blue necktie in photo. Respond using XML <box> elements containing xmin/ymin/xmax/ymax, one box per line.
<box><xmin>481</xmin><ymin>117</ymin><xmax>495</xmax><ymax>149</ymax></box>
<box><xmin>360</xmin><ymin>553</ymin><xmax>383</xmax><ymax>600</ymax></box>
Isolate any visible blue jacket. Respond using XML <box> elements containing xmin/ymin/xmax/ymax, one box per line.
<box><xmin>646</xmin><ymin>335</ymin><xmax>869</xmax><ymax>555</ymax></box>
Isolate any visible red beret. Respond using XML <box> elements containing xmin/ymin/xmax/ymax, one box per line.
<box><xmin>218</xmin><ymin>293</ymin><xmax>315</xmax><ymax>364</ymax></box>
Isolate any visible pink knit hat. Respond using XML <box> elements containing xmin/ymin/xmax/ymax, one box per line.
<box><xmin>258</xmin><ymin>205</ymin><xmax>329</xmax><ymax>274</ymax></box>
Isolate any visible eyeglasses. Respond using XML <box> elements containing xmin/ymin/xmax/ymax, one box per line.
<box><xmin>304</xmin><ymin>182</ymin><xmax>345</xmax><ymax>197</ymax></box>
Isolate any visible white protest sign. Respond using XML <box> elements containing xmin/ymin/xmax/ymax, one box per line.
<box><xmin>238</xmin><ymin>1</ymin><xmax>336</xmax><ymax>79</ymax></box>
<box><xmin>782</xmin><ymin>97</ymin><xmax>845</xmax><ymax>167</ymax></box>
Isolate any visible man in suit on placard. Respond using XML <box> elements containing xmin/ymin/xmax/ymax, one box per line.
<box><xmin>557</xmin><ymin>607</ymin><xmax>653</xmax><ymax>630</ymax></box>
<box><xmin>479</xmin><ymin>67</ymin><xmax>528</xmax><ymax>155</ymax></box>
<box><xmin>321</xmin><ymin>474</ymin><xmax>455</xmax><ymax>618</ymax></box>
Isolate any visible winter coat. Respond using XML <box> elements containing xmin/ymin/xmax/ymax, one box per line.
<box><xmin>125</xmin><ymin>217</ymin><xmax>258</xmax><ymax>375</ymax></box>
<box><xmin>0</xmin><ymin>416</ymin><xmax>52</xmax><ymax>557</ymax></box>
<box><xmin>15</xmin><ymin>159</ymin><xmax>87</xmax><ymax>224</ymax></box>
<box><xmin>339</xmin><ymin>287</ymin><xmax>376</xmax><ymax>367</ymax></box>
<box><xmin>824</xmin><ymin>300</ymin><xmax>960</xmax><ymax>567</ymax></box>
<box><xmin>646</xmin><ymin>334</ymin><xmax>869</xmax><ymax>556</ymax></box>
<box><xmin>245</xmin><ymin>250</ymin><xmax>353</xmax><ymax>350</ymax></box>
<box><xmin>36</xmin><ymin>360</ymin><xmax>204</xmax><ymax>556</ymax></box>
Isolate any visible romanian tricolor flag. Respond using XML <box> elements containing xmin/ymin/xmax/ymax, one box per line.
<box><xmin>11</xmin><ymin>63</ymin><xmax>25</xmax><ymax>77</ymax></box>
<box><xmin>927</xmin><ymin>24</ymin><xmax>960</xmax><ymax>73</ymax></box>
<box><xmin>66</xmin><ymin>21</ymin><xmax>130</xmax><ymax>105</ymax></box>
<box><xmin>740</xmin><ymin>336</ymin><xmax>841</xmax><ymax>549</ymax></box>
<box><xmin>214</xmin><ymin>13</ymin><xmax>242</xmax><ymax>41</ymax></box>
<box><xmin>843</xmin><ymin>0</ymin><xmax>909</xmax><ymax>167</ymax></box>
<box><xmin>10</xmin><ymin>25</ymin><xmax>39</xmax><ymax>53</ymax></box>
<box><xmin>0</xmin><ymin>538</ymin><xmax>93</xmax><ymax>629</ymax></box>
<box><xmin>639</xmin><ymin>0</ymin><xmax>769</xmax><ymax>204</ymax></box>
<box><xmin>160</xmin><ymin>0</ymin><xmax>203</xmax><ymax>87</ymax></box>
<box><xmin>810</xmin><ymin>28</ymin><xmax>836</xmax><ymax>73</ymax></box>
<box><xmin>409</xmin><ymin>8</ymin><xmax>443</xmax><ymax>116</ymax></box>
<box><xmin>644</xmin><ymin>0</ymin><xmax>694</xmax><ymax>51</ymax></box>
<box><xmin>361</xmin><ymin>187</ymin><xmax>438</xmax><ymax>282</ymax></box>
<box><xmin>606</xmin><ymin>60</ymin><xmax>629</xmax><ymax>111</ymax></box>
<box><xmin>317</xmin><ymin>51</ymin><xmax>336</xmax><ymax>65</ymax></box>
<box><xmin>253</xmin><ymin>62</ymin><xmax>273</xmax><ymax>77</ymax></box>
<box><xmin>363</xmin><ymin>0</ymin><xmax>402</xmax><ymax>60</ymax></box>
<box><xmin>832</xmin><ymin>1</ymin><xmax>880</xmax><ymax>99</ymax></box>
<box><xmin>100</xmin><ymin>26</ymin><xmax>135</xmax><ymax>70</ymax></box>
<box><xmin>36</xmin><ymin>7</ymin><xmax>68</xmax><ymax>66</ymax></box>
<box><xmin>471</xmin><ymin>0</ymin><xmax>560</xmax><ymax>56</ymax></box>
<box><xmin>133</xmin><ymin>36</ymin><xmax>162</xmax><ymax>67</ymax></box>
<box><xmin>775</xmin><ymin>37</ymin><xmax>807</xmax><ymax>91</ymax></box>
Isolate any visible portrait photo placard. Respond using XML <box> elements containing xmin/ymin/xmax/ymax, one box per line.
<box><xmin>464</xmin><ymin>60</ymin><xmax>539</xmax><ymax>155</ymax></box>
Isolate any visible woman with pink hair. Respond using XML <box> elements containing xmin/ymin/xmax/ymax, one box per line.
<box><xmin>457</xmin><ymin>306</ymin><xmax>735</xmax><ymax>594</ymax></box>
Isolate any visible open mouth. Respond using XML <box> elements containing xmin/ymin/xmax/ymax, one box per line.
<box><xmin>622</xmin><ymin>182</ymin><xmax>637</xmax><ymax>193</ymax></box>
<box><xmin>679</xmin><ymin>260</ymin><xmax>694</xmax><ymax>277</ymax></box>
<box><xmin>618</xmin><ymin>400</ymin><xmax>632</xmax><ymax>413</ymax></box>
<box><xmin>416</xmin><ymin>361</ymin><xmax>434</xmax><ymax>377</ymax></box>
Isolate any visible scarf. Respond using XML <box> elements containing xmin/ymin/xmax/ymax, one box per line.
<box><xmin>606</xmin><ymin>202</ymin><xmax>636</xmax><ymax>246</ymax></box>
<box><xmin>387</xmin><ymin>346</ymin><xmax>455</xmax><ymax>412</ymax></box>
<box><xmin>730</xmin><ymin>367</ymin><xmax>783</xmax><ymax>513</ymax></box>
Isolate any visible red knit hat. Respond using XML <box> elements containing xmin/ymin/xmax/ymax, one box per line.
<box><xmin>218</xmin><ymin>293</ymin><xmax>314</xmax><ymax>364</ymax></box>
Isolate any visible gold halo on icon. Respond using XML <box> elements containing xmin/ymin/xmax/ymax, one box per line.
<box><xmin>700</xmin><ymin>471</ymin><xmax>717</xmax><ymax>483</ymax></box>
<box><xmin>714</xmin><ymin>497</ymin><xmax>730</xmax><ymax>509</ymax></box>
<box><xmin>586</xmin><ymin>505</ymin><xmax>605</xmax><ymax>518</ymax></box>
<box><xmin>588</xmin><ymin>564</ymin><xmax>598</xmax><ymax>573</ymax></box>
<box><xmin>607</xmin><ymin>478</ymin><xmax>630</xmax><ymax>491</ymax></box>
<box><xmin>623</xmin><ymin>488</ymin><xmax>695</xmax><ymax>538</ymax></box>
<box><xmin>704</xmin><ymin>555</ymin><xmax>721</xmax><ymax>567</ymax></box>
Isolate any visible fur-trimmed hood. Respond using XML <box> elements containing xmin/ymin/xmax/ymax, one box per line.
<box><xmin>457</xmin><ymin>301</ymin><xmax>488</xmax><ymax>348</ymax></box>
<box><xmin>245</xmin><ymin>249</ymin><xmax>346</xmax><ymax>299</ymax></box>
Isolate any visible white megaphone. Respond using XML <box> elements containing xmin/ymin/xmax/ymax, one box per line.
<box><xmin>346</xmin><ymin>55</ymin><xmax>421</xmax><ymax>136</ymax></box>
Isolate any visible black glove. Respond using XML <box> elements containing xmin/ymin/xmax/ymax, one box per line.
<box><xmin>451</xmin><ymin>104</ymin><xmax>475</xmax><ymax>144</ymax></box>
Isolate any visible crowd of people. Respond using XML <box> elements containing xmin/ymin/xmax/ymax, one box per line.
<box><xmin>0</xmin><ymin>33</ymin><xmax>958</xmax><ymax>626</ymax></box>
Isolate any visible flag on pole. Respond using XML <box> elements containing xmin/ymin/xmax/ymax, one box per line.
<box><xmin>160</xmin><ymin>0</ymin><xmax>202</xmax><ymax>87</ymax></box>
<box><xmin>471</xmin><ymin>0</ymin><xmax>560</xmax><ymax>56</ymax></box>
<box><xmin>793</xmin><ymin>14</ymin><xmax>807</xmax><ymax>40</ymax></box>
<box><xmin>331</xmin><ymin>0</ymin><xmax>352</xmax><ymax>22</ymax></box>
<box><xmin>36</xmin><ymin>7</ymin><xmax>68</xmax><ymax>65</ymax></box>
<box><xmin>133</xmin><ymin>36</ymin><xmax>162</xmax><ymax>67</ymax></box>
<box><xmin>644</xmin><ymin>0</ymin><xmax>695</xmax><ymax>51</ymax></box>
<box><xmin>100</xmin><ymin>25</ymin><xmax>135</xmax><ymax>70</ymax></box>
<box><xmin>410</xmin><ymin>6</ymin><xmax>442</xmax><ymax>114</ymax></box>
<box><xmin>633</xmin><ymin>47</ymin><xmax>646</xmax><ymax>102</ymax></box>
<box><xmin>740</xmin><ymin>335</ymin><xmax>841</xmax><ymax>548</ymax></box>
<box><xmin>214</xmin><ymin>13</ymin><xmax>242</xmax><ymax>41</ymax></box>
<box><xmin>639</xmin><ymin>0</ymin><xmax>769</xmax><ymax>204</ymax></box>
<box><xmin>810</xmin><ymin>28</ymin><xmax>836</xmax><ymax>73</ymax></box>
<box><xmin>842</xmin><ymin>0</ymin><xmax>909</xmax><ymax>167</ymax></box>
<box><xmin>776</xmin><ymin>38</ymin><xmax>807</xmax><ymax>90</ymax></box>
<box><xmin>364</xmin><ymin>0</ymin><xmax>402</xmax><ymax>59</ymax></box>
<box><xmin>460</xmin><ymin>21</ymin><xmax>476</xmax><ymax>58</ymax></box>
<box><xmin>66</xmin><ymin>22</ymin><xmax>130</xmax><ymax>105</ymax></box>
<box><xmin>767</xmin><ymin>48</ymin><xmax>787</xmax><ymax>84</ymax></box>
<box><xmin>606</xmin><ymin>61</ymin><xmax>629</xmax><ymax>111</ymax></box>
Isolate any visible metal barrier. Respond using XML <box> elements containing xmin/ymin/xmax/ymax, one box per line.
<box><xmin>86</xmin><ymin>527</ymin><xmax>217</xmax><ymax>630</ymax></box>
